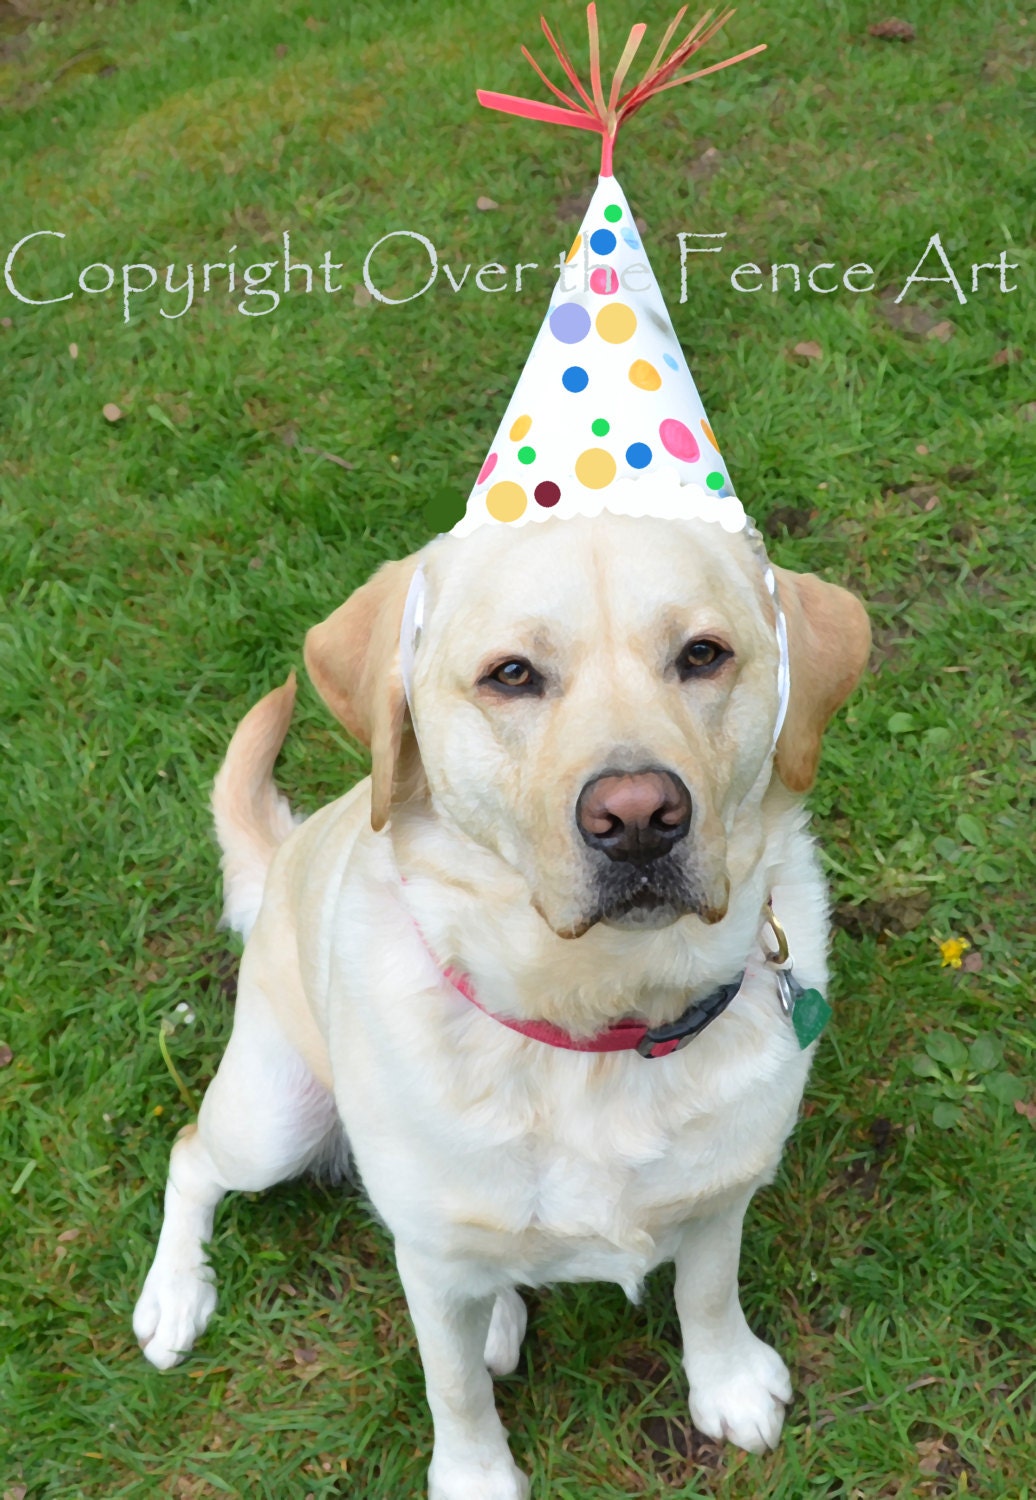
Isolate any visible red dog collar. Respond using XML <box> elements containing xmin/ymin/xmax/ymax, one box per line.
<box><xmin>442</xmin><ymin>961</ymin><xmax>745</xmax><ymax>1059</ymax></box>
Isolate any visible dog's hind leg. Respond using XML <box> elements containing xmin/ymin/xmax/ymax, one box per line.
<box><xmin>483</xmin><ymin>1288</ymin><xmax>527</xmax><ymax>1377</ymax></box>
<box><xmin>133</xmin><ymin>980</ymin><xmax>338</xmax><ymax>1370</ymax></box>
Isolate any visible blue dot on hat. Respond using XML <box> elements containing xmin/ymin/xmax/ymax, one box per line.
<box><xmin>663</xmin><ymin>353</ymin><xmax>679</xmax><ymax>370</ymax></box>
<box><xmin>589</xmin><ymin>228</ymin><xmax>616</xmax><ymax>255</ymax></box>
<box><xmin>549</xmin><ymin>304</ymin><xmax>591</xmax><ymax>344</ymax></box>
<box><xmin>562</xmin><ymin>365</ymin><xmax>589</xmax><ymax>392</ymax></box>
<box><xmin>626</xmin><ymin>442</ymin><xmax>652</xmax><ymax>469</ymax></box>
<box><xmin>620</xmin><ymin>227</ymin><xmax>641</xmax><ymax>250</ymax></box>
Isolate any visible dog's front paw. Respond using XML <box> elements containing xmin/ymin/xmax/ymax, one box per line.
<box><xmin>686</xmin><ymin>1333</ymin><xmax>792</xmax><ymax>1454</ymax></box>
<box><xmin>429</xmin><ymin>1455</ymin><xmax>530</xmax><ymax>1500</ymax></box>
<box><xmin>133</xmin><ymin>1259</ymin><xmax>217</xmax><ymax>1371</ymax></box>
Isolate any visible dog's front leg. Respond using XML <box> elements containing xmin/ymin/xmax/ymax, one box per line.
<box><xmin>395</xmin><ymin>1244</ymin><xmax>529</xmax><ymax>1500</ymax></box>
<box><xmin>673</xmin><ymin>1191</ymin><xmax>792</xmax><ymax>1454</ymax></box>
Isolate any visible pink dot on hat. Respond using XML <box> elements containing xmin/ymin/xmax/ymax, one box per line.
<box><xmin>476</xmin><ymin>452</ymin><xmax>498</xmax><ymax>485</ymax></box>
<box><xmin>509</xmin><ymin>414</ymin><xmax>532</xmax><ymax>441</ymax></box>
<box><xmin>575</xmin><ymin>447</ymin><xmax>616</xmax><ymax>489</ymax></box>
<box><xmin>590</xmin><ymin>267</ymin><xmax>619</xmax><ymax>295</ymax></box>
<box><xmin>629</xmin><ymin>359</ymin><xmax>661</xmax><ymax>391</ymax></box>
<box><xmin>659</xmin><ymin>418</ymin><xmax>700</xmax><ymax>463</ymax></box>
<box><xmin>596</xmin><ymin>303</ymin><xmax>636</xmax><ymax>344</ymax></box>
<box><xmin>486</xmin><ymin>481</ymin><xmax>527</xmax><ymax>522</ymax></box>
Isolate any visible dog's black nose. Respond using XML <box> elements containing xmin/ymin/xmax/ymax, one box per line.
<box><xmin>576</xmin><ymin>768</ymin><xmax>692</xmax><ymax>864</ymax></box>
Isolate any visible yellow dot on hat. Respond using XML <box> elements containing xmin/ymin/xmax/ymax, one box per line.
<box><xmin>486</xmin><ymin>481</ymin><xmax>527</xmax><ymax>522</ymax></box>
<box><xmin>509</xmin><ymin>415</ymin><xmax>532</xmax><ymax>441</ymax></box>
<box><xmin>575</xmin><ymin>448</ymin><xmax>616</xmax><ymax>489</ymax></box>
<box><xmin>702</xmin><ymin>419</ymin><xmax>721</xmax><ymax>453</ymax></box>
<box><xmin>565</xmin><ymin>233</ymin><xmax>582</xmax><ymax>264</ymax></box>
<box><xmin>596</xmin><ymin>303</ymin><xmax>637</xmax><ymax>344</ymax></box>
<box><xmin>629</xmin><ymin>359</ymin><xmax>661</xmax><ymax>391</ymax></box>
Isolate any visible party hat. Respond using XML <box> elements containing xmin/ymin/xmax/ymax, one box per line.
<box><xmin>451</xmin><ymin>4</ymin><xmax>766</xmax><ymax>537</ymax></box>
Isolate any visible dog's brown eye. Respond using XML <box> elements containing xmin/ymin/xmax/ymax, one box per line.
<box><xmin>483</xmin><ymin>659</ymin><xmax>543</xmax><ymax>694</ymax></box>
<box><xmin>677</xmin><ymin>639</ymin><xmax>731</xmax><ymax>679</ymax></box>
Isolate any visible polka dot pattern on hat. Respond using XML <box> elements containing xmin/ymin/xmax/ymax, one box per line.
<box><xmin>460</xmin><ymin>176</ymin><xmax>735</xmax><ymax>531</ymax></box>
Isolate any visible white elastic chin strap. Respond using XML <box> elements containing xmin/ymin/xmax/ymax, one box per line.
<box><xmin>765</xmin><ymin>563</ymin><xmax>792</xmax><ymax>747</ymax></box>
<box><xmin>399</xmin><ymin>565</ymin><xmax>426</xmax><ymax>745</ymax></box>
<box><xmin>399</xmin><ymin>549</ymin><xmax>791</xmax><ymax>754</ymax></box>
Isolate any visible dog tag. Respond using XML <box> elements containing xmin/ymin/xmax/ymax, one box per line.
<box><xmin>790</xmin><ymin>983</ymin><xmax>831</xmax><ymax>1050</ymax></box>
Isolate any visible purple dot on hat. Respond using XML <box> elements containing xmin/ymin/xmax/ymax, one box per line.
<box><xmin>659</xmin><ymin>418</ymin><xmax>700</xmax><ymax>463</ymax></box>
<box><xmin>562</xmin><ymin>365</ymin><xmax>589</xmax><ymax>392</ymax></box>
<box><xmin>620</xmin><ymin>227</ymin><xmax>640</xmax><ymax>249</ymax></box>
<box><xmin>663</xmin><ymin>353</ymin><xmax>679</xmax><ymax>370</ymax></box>
<box><xmin>626</xmin><ymin>442</ymin><xmax>652</xmax><ymax>469</ymax></box>
<box><xmin>476</xmin><ymin>451</ymin><xmax>498</xmax><ymax>485</ymax></box>
<box><xmin>589</xmin><ymin>267</ymin><xmax>618</xmax><ymax>295</ymax></box>
<box><xmin>589</xmin><ymin>228</ymin><xmax>616</xmax><ymax>255</ymax></box>
<box><xmin>535</xmin><ymin>480</ymin><xmax>560</xmax><ymax>507</ymax></box>
<box><xmin>549</xmin><ymin>303</ymin><xmax>591</xmax><ymax>344</ymax></box>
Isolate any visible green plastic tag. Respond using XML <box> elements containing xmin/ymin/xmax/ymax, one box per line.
<box><xmin>792</xmin><ymin>988</ymin><xmax>831</xmax><ymax>1049</ymax></box>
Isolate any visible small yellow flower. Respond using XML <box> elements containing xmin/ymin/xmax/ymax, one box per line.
<box><xmin>152</xmin><ymin>1104</ymin><xmax>164</xmax><ymax>1117</ymax></box>
<box><xmin>937</xmin><ymin>937</ymin><xmax>970</xmax><ymax>969</ymax></box>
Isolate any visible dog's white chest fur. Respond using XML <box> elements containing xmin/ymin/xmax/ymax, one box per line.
<box><xmin>314</xmin><ymin>836</ymin><xmax>818</xmax><ymax>1300</ymax></box>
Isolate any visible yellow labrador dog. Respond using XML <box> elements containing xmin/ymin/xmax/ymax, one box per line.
<box><xmin>134</xmin><ymin>510</ymin><xmax>869</xmax><ymax>1500</ymax></box>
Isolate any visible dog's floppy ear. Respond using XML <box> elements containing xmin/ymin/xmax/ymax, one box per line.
<box><xmin>304</xmin><ymin>556</ymin><xmax>420</xmax><ymax>831</ymax></box>
<box><xmin>772</xmin><ymin>567</ymin><xmax>871</xmax><ymax>793</ymax></box>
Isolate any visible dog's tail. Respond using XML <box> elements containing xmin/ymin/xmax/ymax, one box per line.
<box><xmin>211</xmin><ymin>672</ymin><xmax>302</xmax><ymax>940</ymax></box>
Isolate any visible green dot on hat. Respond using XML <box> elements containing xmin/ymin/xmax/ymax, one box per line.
<box><xmin>603</xmin><ymin>204</ymin><xmax>622</xmax><ymax>222</ymax></box>
<box><xmin>706</xmin><ymin>471</ymin><xmax>725</xmax><ymax>490</ymax></box>
<box><xmin>518</xmin><ymin>446</ymin><xmax>536</xmax><ymax>465</ymax></box>
<box><xmin>591</xmin><ymin>418</ymin><xmax>610</xmax><ymax>436</ymax></box>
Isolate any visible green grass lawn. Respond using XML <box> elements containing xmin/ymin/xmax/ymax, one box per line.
<box><xmin>1</xmin><ymin>0</ymin><xmax>1034</xmax><ymax>1495</ymax></box>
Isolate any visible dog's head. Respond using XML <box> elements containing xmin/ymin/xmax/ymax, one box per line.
<box><xmin>305</xmin><ymin>514</ymin><xmax>869</xmax><ymax>938</ymax></box>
